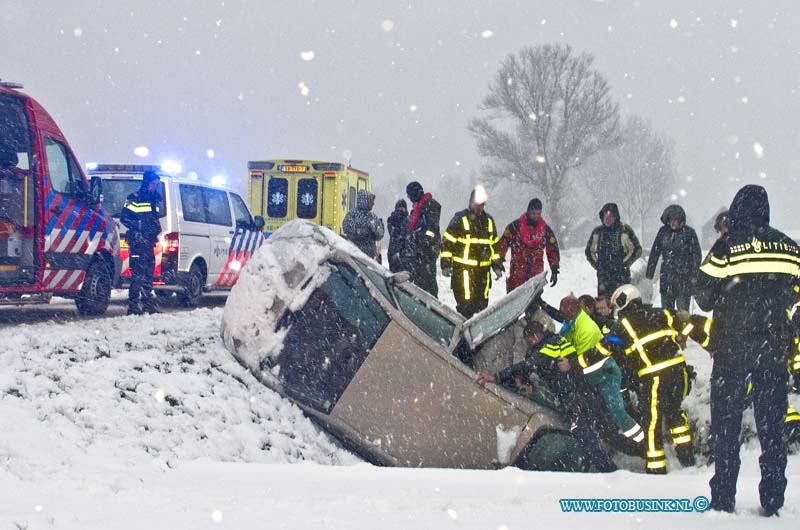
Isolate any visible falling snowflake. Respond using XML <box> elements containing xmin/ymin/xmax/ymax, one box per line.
<box><xmin>753</xmin><ymin>143</ymin><xmax>765</xmax><ymax>159</ymax></box>
<box><xmin>73</xmin><ymin>27</ymin><xmax>83</xmax><ymax>38</ymax></box>
<box><xmin>298</xmin><ymin>81</ymin><xmax>310</xmax><ymax>97</ymax></box>
<box><xmin>271</xmin><ymin>191</ymin><xmax>286</xmax><ymax>205</ymax></box>
<box><xmin>300</xmin><ymin>192</ymin><xmax>315</xmax><ymax>206</ymax></box>
<box><xmin>670</xmin><ymin>18</ymin><xmax>678</xmax><ymax>29</ymax></box>
<box><xmin>481</xmin><ymin>30</ymin><xmax>493</xmax><ymax>38</ymax></box>
<box><xmin>381</xmin><ymin>19</ymin><xmax>394</xmax><ymax>32</ymax></box>
<box><xmin>300</xmin><ymin>50</ymin><xmax>315</xmax><ymax>61</ymax></box>
<box><xmin>133</xmin><ymin>146</ymin><xmax>149</xmax><ymax>157</ymax></box>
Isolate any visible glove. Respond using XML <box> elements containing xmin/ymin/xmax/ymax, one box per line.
<box><xmin>441</xmin><ymin>263</ymin><xmax>452</xmax><ymax>277</ymax></box>
<box><xmin>550</xmin><ymin>265</ymin><xmax>559</xmax><ymax>287</ymax></box>
<box><xmin>492</xmin><ymin>261</ymin><xmax>505</xmax><ymax>280</ymax></box>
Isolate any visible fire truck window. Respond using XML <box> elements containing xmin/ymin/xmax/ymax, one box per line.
<box><xmin>0</xmin><ymin>94</ymin><xmax>32</xmax><ymax>170</ymax></box>
<box><xmin>179</xmin><ymin>184</ymin><xmax>206</xmax><ymax>223</ymax></box>
<box><xmin>267</xmin><ymin>178</ymin><xmax>288</xmax><ymax>218</ymax></box>
<box><xmin>296</xmin><ymin>178</ymin><xmax>318</xmax><ymax>219</ymax></box>
<box><xmin>44</xmin><ymin>137</ymin><xmax>75</xmax><ymax>195</ymax></box>
<box><xmin>203</xmin><ymin>188</ymin><xmax>232</xmax><ymax>226</ymax></box>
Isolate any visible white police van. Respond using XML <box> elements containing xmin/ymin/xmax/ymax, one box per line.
<box><xmin>89</xmin><ymin>164</ymin><xmax>265</xmax><ymax>306</ymax></box>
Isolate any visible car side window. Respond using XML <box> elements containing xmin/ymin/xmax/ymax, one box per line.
<box><xmin>204</xmin><ymin>187</ymin><xmax>232</xmax><ymax>226</ymax></box>
<box><xmin>44</xmin><ymin>137</ymin><xmax>85</xmax><ymax>195</ymax></box>
<box><xmin>277</xmin><ymin>263</ymin><xmax>389</xmax><ymax>414</ymax></box>
<box><xmin>230</xmin><ymin>192</ymin><xmax>253</xmax><ymax>227</ymax></box>
<box><xmin>180</xmin><ymin>184</ymin><xmax>206</xmax><ymax>223</ymax></box>
<box><xmin>393</xmin><ymin>286</ymin><xmax>456</xmax><ymax>348</ymax></box>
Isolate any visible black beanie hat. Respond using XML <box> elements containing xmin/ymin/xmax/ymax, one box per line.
<box><xmin>527</xmin><ymin>198</ymin><xmax>543</xmax><ymax>212</ymax></box>
<box><xmin>142</xmin><ymin>169</ymin><xmax>160</xmax><ymax>183</ymax></box>
<box><xmin>406</xmin><ymin>181</ymin><xmax>424</xmax><ymax>201</ymax></box>
<box><xmin>395</xmin><ymin>199</ymin><xmax>407</xmax><ymax>210</ymax></box>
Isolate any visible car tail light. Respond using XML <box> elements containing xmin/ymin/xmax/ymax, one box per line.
<box><xmin>162</xmin><ymin>232</ymin><xmax>179</xmax><ymax>253</ymax></box>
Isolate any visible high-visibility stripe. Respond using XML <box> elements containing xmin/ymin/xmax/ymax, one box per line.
<box><xmin>440</xmin><ymin>251</ymin><xmax>453</xmax><ymax>258</ymax></box>
<box><xmin>637</xmin><ymin>356</ymin><xmax>686</xmax><ymax>376</ymax></box>
<box><xmin>621</xmin><ymin>318</ymin><xmax>652</xmax><ymax>369</ymax></box>
<box><xmin>670</xmin><ymin>425</ymin><xmax>690</xmax><ymax>434</ymax></box>
<box><xmin>425</xmin><ymin>230</ymin><xmax>435</xmax><ymax>238</ymax></box>
<box><xmin>124</xmin><ymin>203</ymin><xmax>153</xmax><ymax>213</ymax></box>
<box><xmin>596</xmin><ymin>343</ymin><xmax>612</xmax><ymax>357</ymax></box>
<box><xmin>646</xmin><ymin>449</ymin><xmax>665</xmax><ymax>458</ymax></box>
<box><xmin>700</xmin><ymin>258</ymin><xmax>800</xmax><ymax>278</ymax></box>
<box><xmin>582</xmin><ymin>357</ymin><xmax>608</xmax><ymax>374</ymax></box>
<box><xmin>681</xmin><ymin>323</ymin><xmax>694</xmax><ymax>336</ymax></box>
<box><xmin>461</xmin><ymin>216</ymin><xmax>470</xmax><ymax>231</ymax></box>
<box><xmin>701</xmin><ymin>319</ymin><xmax>712</xmax><ymax>348</ymax></box>
<box><xmin>709</xmin><ymin>254</ymin><xmax>727</xmax><ymax>265</ymax></box>
<box><xmin>647</xmin><ymin>461</ymin><xmax>667</xmax><ymax>470</ymax></box>
<box><xmin>448</xmin><ymin>236</ymin><xmax>495</xmax><ymax>244</ymax></box>
<box><xmin>648</xmin><ymin>376</ymin><xmax>660</xmax><ymax>454</ymax></box>
<box><xmin>452</xmin><ymin>256</ymin><xmax>479</xmax><ymax>266</ymax></box>
<box><xmin>728</xmin><ymin>252</ymin><xmax>800</xmax><ymax>264</ymax></box>
<box><xmin>483</xmin><ymin>270</ymin><xmax>491</xmax><ymax>299</ymax></box>
<box><xmin>463</xmin><ymin>270</ymin><xmax>471</xmax><ymax>300</ymax></box>
<box><xmin>443</xmin><ymin>232</ymin><xmax>458</xmax><ymax>243</ymax></box>
<box><xmin>673</xmin><ymin>434</ymin><xmax>692</xmax><ymax>445</ymax></box>
<box><xmin>787</xmin><ymin>407</ymin><xmax>800</xmax><ymax>423</ymax></box>
<box><xmin>624</xmin><ymin>425</ymin><xmax>642</xmax><ymax>437</ymax></box>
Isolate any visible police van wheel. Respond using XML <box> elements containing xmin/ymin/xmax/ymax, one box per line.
<box><xmin>520</xmin><ymin>432</ymin><xmax>586</xmax><ymax>473</ymax></box>
<box><xmin>178</xmin><ymin>263</ymin><xmax>203</xmax><ymax>308</ymax></box>
<box><xmin>75</xmin><ymin>260</ymin><xmax>112</xmax><ymax>315</ymax></box>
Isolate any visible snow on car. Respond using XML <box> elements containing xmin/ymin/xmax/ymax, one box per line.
<box><xmin>222</xmin><ymin>220</ymin><xmax>584</xmax><ymax>470</ymax></box>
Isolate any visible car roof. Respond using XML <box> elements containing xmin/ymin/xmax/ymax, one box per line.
<box><xmin>92</xmin><ymin>171</ymin><xmax>239</xmax><ymax>194</ymax></box>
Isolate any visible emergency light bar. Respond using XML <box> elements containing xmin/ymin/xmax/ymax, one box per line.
<box><xmin>86</xmin><ymin>163</ymin><xmax>161</xmax><ymax>174</ymax></box>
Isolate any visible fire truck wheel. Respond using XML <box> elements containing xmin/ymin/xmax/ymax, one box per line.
<box><xmin>75</xmin><ymin>259</ymin><xmax>112</xmax><ymax>315</ymax></box>
<box><xmin>178</xmin><ymin>262</ymin><xmax>204</xmax><ymax>308</ymax></box>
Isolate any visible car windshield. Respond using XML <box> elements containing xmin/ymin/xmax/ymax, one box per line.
<box><xmin>353</xmin><ymin>259</ymin><xmax>395</xmax><ymax>308</ymax></box>
<box><xmin>391</xmin><ymin>285</ymin><xmax>456</xmax><ymax>348</ymax></box>
<box><xmin>100</xmin><ymin>178</ymin><xmax>166</xmax><ymax>218</ymax></box>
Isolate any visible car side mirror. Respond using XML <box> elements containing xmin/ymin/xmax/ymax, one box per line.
<box><xmin>254</xmin><ymin>215</ymin><xmax>265</xmax><ymax>231</ymax></box>
<box><xmin>389</xmin><ymin>271</ymin><xmax>411</xmax><ymax>285</ymax></box>
<box><xmin>89</xmin><ymin>176</ymin><xmax>103</xmax><ymax>204</ymax></box>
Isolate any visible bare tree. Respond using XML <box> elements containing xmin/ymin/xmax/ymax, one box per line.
<box><xmin>468</xmin><ymin>44</ymin><xmax>621</xmax><ymax>231</ymax></box>
<box><xmin>584</xmin><ymin>115</ymin><xmax>678</xmax><ymax>244</ymax></box>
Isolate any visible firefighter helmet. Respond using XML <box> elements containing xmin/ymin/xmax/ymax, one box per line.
<box><xmin>611</xmin><ymin>284</ymin><xmax>641</xmax><ymax>312</ymax></box>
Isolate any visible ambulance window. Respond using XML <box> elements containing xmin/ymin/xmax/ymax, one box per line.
<box><xmin>267</xmin><ymin>178</ymin><xmax>288</xmax><ymax>218</ymax></box>
<box><xmin>296</xmin><ymin>178</ymin><xmax>318</xmax><ymax>219</ymax></box>
<box><xmin>348</xmin><ymin>186</ymin><xmax>356</xmax><ymax>211</ymax></box>
<box><xmin>230</xmin><ymin>193</ymin><xmax>253</xmax><ymax>227</ymax></box>
<box><xmin>203</xmin><ymin>188</ymin><xmax>232</xmax><ymax>226</ymax></box>
<box><xmin>180</xmin><ymin>184</ymin><xmax>206</xmax><ymax>223</ymax></box>
<box><xmin>44</xmin><ymin>138</ymin><xmax>83</xmax><ymax>195</ymax></box>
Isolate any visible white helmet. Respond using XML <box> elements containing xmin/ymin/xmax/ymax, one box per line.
<box><xmin>611</xmin><ymin>284</ymin><xmax>641</xmax><ymax>312</ymax></box>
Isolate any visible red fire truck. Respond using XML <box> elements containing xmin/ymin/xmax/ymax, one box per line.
<box><xmin>0</xmin><ymin>80</ymin><xmax>120</xmax><ymax>314</ymax></box>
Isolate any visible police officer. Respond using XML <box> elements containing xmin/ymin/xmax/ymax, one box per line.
<box><xmin>696</xmin><ymin>185</ymin><xmax>800</xmax><ymax>516</ymax></box>
<box><xmin>600</xmin><ymin>284</ymin><xmax>695</xmax><ymax>474</ymax></box>
<box><xmin>440</xmin><ymin>185</ymin><xmax>503</xmax><ymax>318</ymax></box>
<box><xmin>121</xmin><ymin>169</ymin><xmax>162</xmax><ymax>315</ymax></box>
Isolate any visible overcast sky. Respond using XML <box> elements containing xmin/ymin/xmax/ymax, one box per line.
<box><xmin>2</xmin><ymin>0</ymin><xmax>798</xmax><ymax>232</ymax></box>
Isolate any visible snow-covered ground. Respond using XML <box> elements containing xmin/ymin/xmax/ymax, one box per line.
<box><xmin>1</xmin><ymin>250</ymin><xmax>798</xmax><ymax>529</ymax></box>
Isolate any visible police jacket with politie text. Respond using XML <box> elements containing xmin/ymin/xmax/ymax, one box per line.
<box><xmin>120</xmin><ymin>188</ymin><xmax>162</xmax><ymax>247</ymax></box>
<box><xmin>695</xmin><ymin>185</ymin><xmax>800</xmax><ymax>355</ymax></box>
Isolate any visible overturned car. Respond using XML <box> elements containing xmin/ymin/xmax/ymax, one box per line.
<box><xmin>222</xmin><ymin>220</ymin><xmax>585</xmax><ymax>471</ymax></box>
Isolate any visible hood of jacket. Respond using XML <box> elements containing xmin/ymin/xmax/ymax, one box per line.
<box><xmin>356</xmin><ymin>190</ymin><xmax>374</xmax><ymax>210</ymax></box>
<box><xmin>660</xmin><ymin>204</ymin><xmax>686</xmax><ymax>226</ymax></box>
<box><xmin>728</xmin><ymin>184</ymin><xmax>769</xmax><ymax>233</ymax></box>
<box><xmin>598</xmin><ymin>202</ymin><xmax>621</xmax><ymax>224</ymax></box>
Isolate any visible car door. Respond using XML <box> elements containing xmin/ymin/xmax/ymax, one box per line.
<box><xmin>201</xmin><ymin>186</ymin><xmax>233</xmax><ymax>282</ymax></box>
<box><xmin>176</xmin><ymin>183</ymin><xmax>210</xmax><ymax>277</ymax></box>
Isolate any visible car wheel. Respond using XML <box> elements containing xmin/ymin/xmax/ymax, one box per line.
<box><xmin>520</xmin><ymin>432</ymin><xmax>586</xmax><ymax>473</ymax></box>
<box><xmin>75</xmin><ymin>259</ymin><xmax>112</xmax><ymax>315</ymax></box>
<box><xmin>177</xmin><ymin>263</ymin><xmax>203</xmax><ymax>307</ymax></box>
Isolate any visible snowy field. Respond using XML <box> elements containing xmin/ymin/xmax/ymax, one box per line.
<box><xmin>1</xmin><ymin>250</ymin><xmax>798</xmax><ymax>529</ymax></box>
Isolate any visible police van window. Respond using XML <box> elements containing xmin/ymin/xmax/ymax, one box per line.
<box><xmin>102</xmin><ymin>179</ymin><xmax>166</xmax><ymax>218</ymax></box>
<box><xmin>230</xmin><ymin>193</ymin><xmax>253</xmax><ymax>227</ymax></box>
<box><xmin>44</xmin><ymin>137</ymin><xmax>81</xmax><ymax>195</ymax></box>
<box><xmin>203</xmin><ymin>187</ymin><xmax>232</xmax><ymax>226</ymax></box>
<box><xmin>267</xmin><ymin>177</ymin><xmax>288</xmax><ymax>218</ymax></box>
<box><xmin>180</xmin><ymin>184</ymin><xmax>206</xmax><ymax>223</ymax></box>
<box><xmin>296</xmin><ymin>178</ymin><xmax>318</xmax><ymax>219</ymax></box>
<box><xmin>349</xmin><ymin>186</ymin><xmax>356</xmax><ymax>211</ymax></box>
<box><xmin>277</xmin><ymin>262</ymin><xmax>389</xmax><ymax>414</ymax></box>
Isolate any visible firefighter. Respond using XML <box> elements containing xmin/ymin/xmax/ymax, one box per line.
<box><xmin>695</xmin><ymin>185</ymin><xmax>800</xmax><ymax>516</ymax></box>
<box><xmin>497</xmin><ymin>198</ymin><xmax>560</xmax><ymax>292</ymax></box>
<box><xmin>121</xmin><ymin>169</ymin><xmax>163</xmax><ymax>315</ymax></box>
<box><xmin>476</xmin><ymin>311</ymin><xmax>618</xmax><ymax>472</ymax></box>
<box><xmin>585</xmin><ymin>203</ymin><xmax>642</xmax><ymax>296</ymax></box>
<box><xmin>600</xmin><ymin>284</ymin><xmax>695</xmax><ymax>474</ymax></box>
<box><xmin>440</xmin><ymin>185</ymin><xmax>503</xmax><ymax>318</ymax></box>
<box><xmin>406</xmin><ymin>181</ymin><xmax>442</xmax><ymax>297</ymax></box>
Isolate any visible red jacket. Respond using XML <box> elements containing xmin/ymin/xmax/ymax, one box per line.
<box><xmin>498</xmin><ymin>215</ymin><xmax>560</xmax><ymax>292</ymax></box>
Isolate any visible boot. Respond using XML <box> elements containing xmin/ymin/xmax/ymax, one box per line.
<box><xmin>676</xmin><ymin>444</ymin><xmax>696</xmax><ymax>467</ymax></box>
<box><xmin>127</xmin><ymin>304</ymin><xmax>143</xmax><ymax>316</ymax></box>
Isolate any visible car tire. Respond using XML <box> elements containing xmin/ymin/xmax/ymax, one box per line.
<box><xmin>520</xmin><ymin>432</ymin><xmax>586</xmax><ymax>473</ymax></box>
<box><xmin>75</xmin><ymin>259</ymin><xmax>112</xmax><ymax>315</ymax></box>
<box><xmin>177</xmin><ymin>262</ymin><xmax>203</xmax><ymax>308</ymax></box>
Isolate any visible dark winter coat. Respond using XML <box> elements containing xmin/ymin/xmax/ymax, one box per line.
<box><xmin>120</xmin><ymin>188</ymin><xmax>162</xmax><ymax>248</ymax></box>
<box><xmin>342</xmin><ymin>190</ymin><xmax>385</xmax><ymax>260</ymax></box>
<box><xmin>387</xmin><ymin>207</ymin><xmax>410</xmax><ymax>273</ymax></box>
<box><xmin>498</xmin><ymin>215</ymin><xmax>560</xmax><ymax>292</ymax></box>
<box><xmin>646</xmin><ymin>205</ymin><xmax>702</xmax><ymax>293</ymax></box>
<box><xmin>440</xmin><ymin>208</ymin><xmax>499</xmax><ymax>271</ymax></box>
<box><xmin>585</xmin><ymin>203</ymin><xmax>642</xmax><ymax>288</ymax></box>
<box><xmin>696</xmin><ymin>185</ymin><xmax>800</xmax><ymax>357</ymax></box>
<box><xmin>407</xmin><ymin>194</ymin><xmax>442</xmax><ymax>261</ymax></box>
